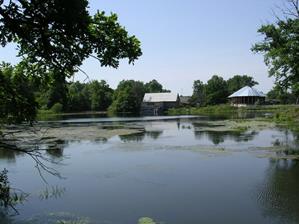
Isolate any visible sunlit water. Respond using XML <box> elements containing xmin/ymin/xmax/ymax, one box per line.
<box><xmin>1</xmin><ymin>116</ymin><xmax>299</xmax><ymax>224</ymax></box>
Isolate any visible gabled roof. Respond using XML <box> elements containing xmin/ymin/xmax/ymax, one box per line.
<box><xmin>228</xmin><ymin>86</ymin><xmax>266</xmax><ymax>98</ymax></box>
<box><xmin>143</xmin><ymin>93</ymin><xmax>178</xmax><ymax>103</ymax></box>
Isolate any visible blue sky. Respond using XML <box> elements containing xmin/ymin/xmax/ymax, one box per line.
<box><xmin>0</xmin><ymin>0</ymin><xmax>283</xmax><ymax>95</ymax></box>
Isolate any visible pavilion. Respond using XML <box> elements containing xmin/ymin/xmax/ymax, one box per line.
<box><xmin>228</xmin><ymin>86</ymin><xmax>266</xmax><ymax>106</ymax></box>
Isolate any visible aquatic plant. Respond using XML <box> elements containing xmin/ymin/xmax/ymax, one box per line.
<box><xmin>39</xmin><ymin>186</ymin><xmax>66</xmax><ymax>200</ymax></box>
<box><xmin>0</xmin><ymin>169</ymin><xmax>28</xmax><ymax>213</ymax></box>
<box><xmin>138</xmin><ymin>217</ymin><xmax>157</xmax><ymax>224</ymax></box>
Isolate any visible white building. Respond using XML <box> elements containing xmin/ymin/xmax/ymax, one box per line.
<box><xmin>228</xmin><ymin>86</ymin><xmax>266</xmax><ymax>107</ymax></box>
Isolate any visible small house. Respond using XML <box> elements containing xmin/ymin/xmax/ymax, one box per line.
<box><xmin>228</xmin><ymin>86</ymin><xmax>266</xmax><ymax>107</ymax></box>
<box><xmin>141</xmin><ymin>93</ymin><xmax>179</xmax><ymax>116</ymax></box>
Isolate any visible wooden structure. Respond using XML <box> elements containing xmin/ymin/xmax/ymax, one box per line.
<box><xmin>228</xmin><ymin>86</ymin><xmax>266</xmax><ymax>107</ymax></box>
<box><xmin>141</xmin><ymin>93</ymin><xmax>179</xmax><ymax>116</ymax></box>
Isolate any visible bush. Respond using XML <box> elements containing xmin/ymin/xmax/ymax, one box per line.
<box><xmin>0</xmin><ymin>169</ymin><xmax>28</xmax><ymax>211</ymax></box>
<box><xmin>167</xmin><ymin>104</ymin><xmax>236</xmax><ymax>116</ymax></box>
<box><xmin>50</xmin><ymin>103</ymin><xmax>63</xmax><ymax>113</ymax></box>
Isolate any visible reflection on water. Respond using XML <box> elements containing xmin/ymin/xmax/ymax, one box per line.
<box><xmin>0</xmin><ymin>148</ymin><xmax>24</xmax><ymax>163</ymax></box>
<box><xmin>193</xmin><ymin>130</ymin><xmax>258</xmax><ymax>145</ymax></box>
<box><xmin>257</xmin><ymin>160</ymin><xmax>299</xmax><ymax>224</ymax></box>
<box><xmin>119</xmin><ymin>131</ymin><xmax>164</xmax><ymax>142</ymax></box>
<box><xmin>45</xmin><ymin>140</ymin><xmax>68</xmax><ymax>159</ymax></box>
<box><xmin>119</xmin><ymin>132</ymin><xmax>145</xmax><ymax>142</ymax></box>
<box><xmin>145</xmin><ymin>131</ymin><xmax>163</xmax><ymax>140</ymax></box>
<box><xmin>39</xmin><ymin>186</ymin><xmax>66</xmax><ymax>201</ymax></box>
<box><xmin>0</xmin><ymin>116</ymin><xmax>299</xmax><ymax>224</ymax></box>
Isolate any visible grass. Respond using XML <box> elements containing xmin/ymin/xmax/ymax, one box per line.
<box><xmin>37</xmin><ymin>109</ymin><xmax>62</xmax><ymax>121</ymax></box>
<box><xmin>168</xmin><ymin>104</ymin><xmax>299</xmax><ymax>135</ymax></box>
<box><xmin>167</xmin><ymin>104</ymin><xmax>238</xmax><ymax>116</ymax></box>
<box><xmin>168</xmin><ymin>104</ymin><xmax>299</xmax><ymax>120</ymax></box>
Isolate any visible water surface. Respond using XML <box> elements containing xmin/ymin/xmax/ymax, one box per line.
<box><xmin>1</xmin><ymin>116</ymin><xmax>299</xmax><ymax>224</ymax></box>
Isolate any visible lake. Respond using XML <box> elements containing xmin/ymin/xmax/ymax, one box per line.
<box><xmin>1</xmin><ymin>115</ymin><xmax>299</xmax><ymax>224</ymax></box>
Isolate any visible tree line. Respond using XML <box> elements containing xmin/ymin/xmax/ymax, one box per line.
<box><xmin>1</xmin><ymin>0</ymin><xmax>298</xmax><ymax>123</ymax></box>
<box><xmin>0</xmin><ymin>62</ymin><xmax>172</xmax><ymax>119</ymax></box>
<box><xmin>191</xmin><ymin>75</ymin><xmax>258</xmax><ymax>106</ymax></box>
<box><xmin>42</xmin><ymin>78</ymin><xmax>170</xmax><ymax>114</ymax></box>
<box><xmin>2</xmin><ymin>61</ymin><xmax>299</xmax><ymax>124</ymax></box>
<box><xmin>0</xmin><ymin>62</ymin><xmax>263</xmax><ymax>117</ymax></box>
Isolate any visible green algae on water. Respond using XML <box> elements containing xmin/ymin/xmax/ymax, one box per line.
<box><xmin>138</xmin><ymin>217</ymin><xmax>156</xmax><ymax>224</ymax></box>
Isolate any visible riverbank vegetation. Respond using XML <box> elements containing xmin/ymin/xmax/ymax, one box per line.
<box><xmin>168</xmin><ymin>104</ymin><xmax>299</xmax><ymax>124</ymax></box>
<box><xmin>1</xmin><ymin>62</ymin><xmax>298</xmax><ymax>120</ymax></box>
<box><xmin>168</xmin><ymin>104</ymin><xmax>237</xmax><ymax>116</ymax></box>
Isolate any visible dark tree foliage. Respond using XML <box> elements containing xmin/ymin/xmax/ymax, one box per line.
<box><xmin>191</xmin><ymin>80</ymin><xmax>206</xmax><ymax>106</ymax></box>
<box><xmin>0</xmin><ymin>63</ymin><xmax>37</xmax><ymax>124</ymax></box>
<box><xmin>191</xmin><ymin>75</ymin><xmax>258</xmax><ymax>106</ymax></box>
<box><xmin>88</xmin><ymin>80</ymin><xmax>113</xmax><ymax>111</ymax></box>
<box><xmin>37</xmin><ymin>80</ymin><xmax>114</xmax><ymax>112</ymax></box>
<box><xmin>0</xmin><ymin>0</ymin><xmax>142</xmax><ymax>78</ymax></box>
<box><xmin>0</xmin><ymin>0</ymin><xmax>142</xmax><ymax>122</ymax></box>
<box><xmin>67</xmin><ymin>81</ymin><xmax>91</xmax><ymax>112</ymax></box>
<box><xmin>144</xmin><ymin>79</ymin><xmax>170</xmax><ymax>93</ymax></box>
<box><xmin>205</xmin><ymin>75</ymin><xmax>228</xmax><ymax>105</ymax></box>
<box><xmin>109</xmin><ymin>80</ymin><xmax>145</xmax><ymax>115</ymax></box>
<box><xmin>46</xmin><ymin>73</ymin><xmax>68</xmax><ymax>110</ymax></box>
<box><xmin>267</xmin><ymin>84</ymin><xmax>296</xmax><ymax>104</ymax></box>
<box><xmin>144</xmin><ymin>79</ymin><xmax>163</xmax><ymax>93</ymax></box>
<box><xmin>227</xmin><ymin>75</ymin><xmax>258</xmax><ymax>95</ymax></box>
<box><xmin>252</xmin><ymin>0</ymin><xmax>299</xmax><ymax>102</ymax></box>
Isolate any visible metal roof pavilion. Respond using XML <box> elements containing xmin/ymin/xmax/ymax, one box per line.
<box><xmin>228</xmin><ymin>86</ymin><xmax>266</xmax><ymax>98</ymax></box>
<box><xmin>143</xmin><ymin>93</ymin><xmax>178</xmax><ymax>103</ymax></box>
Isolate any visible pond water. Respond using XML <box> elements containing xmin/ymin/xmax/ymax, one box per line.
<box><xmin>1</xmin><ymin>116</ymin><xmax>299</xmax><ymax>224</ymax></box>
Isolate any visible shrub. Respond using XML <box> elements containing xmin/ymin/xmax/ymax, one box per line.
<box><xmin>50</xmin><ymin>103</ymin><xmax>63</xmax><ymax>114</ymax></box>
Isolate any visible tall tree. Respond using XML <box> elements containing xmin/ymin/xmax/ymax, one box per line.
<box><xmin>88</xmin><ymin>80</ymin><xmax>113</xmax><ymax>111</ymax></box>
<box><xmin>267</xmin><ymin>84</ymin><xmax>296</xmax><ymax>104</ymax></box>
<box><xmin>227</xmin><ymin>75</ymin><xmax>258</xmax><ymax>95</ymax></box>
<box><xmin>252</xmin><ymin>0</ymin><xmax>299</xmax><ymax>100</ymax></box>
<box><xmin>205</xmin><ymin>75</ymin><xmax>228</xmax><ymax>105</ymax></box>
<box><xmin>109</xmin><ymin>80</ymin><xmax>145</xmax><ymax>115</ymax></box>
<box><xmin>144</xmin><ymin>79</ymin><xmax>163</xmax><ymax>93</ymax></box>
<box><xmin>0</xmin><ymin>63</ymin><xmax>36</xmax><ymax>124</ymax></box>
<box><xmin>67</xmin><ymin>81</ymin><xmax>91</xmax><ymax>112</ymax></box>
<box><xmin>191</xmin><ymin>80</ymin><xmax>206</xmax><ymax>106</ymax></box>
